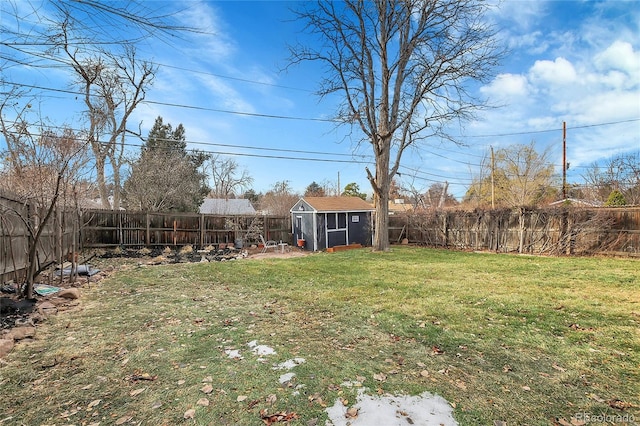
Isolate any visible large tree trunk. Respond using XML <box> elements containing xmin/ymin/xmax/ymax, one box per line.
<box><xmin>94</xmin><ymin>153</ymin><xmax>111</xmax><ymax>209</ymax></box>
<box><xmin>369</xmin><ymin>136</ymin><xmax>392</xmax><ymax>252</ymax></box>
<box><xmin>373</xmin><ymin>190</ymin><xmax>390</xmax><ymax>251</ymax></box>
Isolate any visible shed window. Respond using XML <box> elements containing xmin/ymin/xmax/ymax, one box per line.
<box><xmin>327</xmin><ymin>213</ymin><xmax>336</xmax><ymax>229</ymax></box>
<box><xmin>327</xmin><ymin>213</ymin><xmax>347</xmax><ymax>230</ymax></box>
<box><xmin>338</xmin><ymin>213</ymin><xmax>347</xmax><ymax>228</ymax></box>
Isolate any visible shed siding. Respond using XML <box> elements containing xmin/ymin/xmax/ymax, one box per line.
<box><xmin>290</xmin><ymin>197</ymin><xmax>374</xmax><ymax>251</ymax></box>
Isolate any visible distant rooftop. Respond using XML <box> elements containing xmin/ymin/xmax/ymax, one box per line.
<box><xmin>199</xmin><ymin>198</ymin><xmax>256</xmax><ymax>215</ymax></box>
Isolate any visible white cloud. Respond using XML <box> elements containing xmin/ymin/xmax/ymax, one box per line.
<box><xmin>489</xmin><ymin>0</ymin><xmax>547</xmax><ymax>32</ymax></box>
<box><xmin>176</xmin><ymin>2</ymin><xmax>236</xmax><ymax>59</ymax></box>
<box><xmin>529</xmin><ymin>57</ymin><xmax>577</xmax><ymax>84</ymax></box>
<box><xmin>594</xmin><ymin>40</ymin><xmax>640</xmax><ymax>75</ymax></box>
<box><xmin>481</xmin><ymin>73</ymin><xmax>530</xmax><ymax>99</ymax></box>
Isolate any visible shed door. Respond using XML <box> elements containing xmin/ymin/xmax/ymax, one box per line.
<box><xmin>326</xmin><ymin>212</ymin><xmax>347</xmax><ymax>248</ymax></box>
<box><xmin>347</xmin><ymin>213</ymin><xmax>369</xmax><ymax>245</ymax></box>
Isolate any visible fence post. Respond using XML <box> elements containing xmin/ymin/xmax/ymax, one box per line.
<box><xmin>199</xmin><ymin>214</ymin><xmax>204</xmax><ymax>248</ymax></box>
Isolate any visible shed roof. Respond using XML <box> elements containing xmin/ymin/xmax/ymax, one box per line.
<box><xmin>199</xmin><ymin>198</ymin><xmax>256</xmax><ymax>215</ymax></box>
<box><xmin>298</xmin><ymin>196</ymin><xmax>374</xmax><ymax>212</ymax></box>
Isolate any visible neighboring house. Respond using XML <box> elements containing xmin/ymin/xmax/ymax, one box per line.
<box><xmin>199</xmin><ymin>198</ymin><xmax>256</xmax><ymax>215</ymax></box>
<box><xmin>290</xmin><ymin>196</ymin><xmax>375</xmax><ymax>251</ymax></box>
<box><xmin>388</xmin><ymin>199</ymin><xmax>412</xmax><ymax>215</ymax></box>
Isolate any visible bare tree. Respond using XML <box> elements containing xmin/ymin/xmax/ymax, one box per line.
<box><xmin>290</xmin><ymin>0</ymin><xmax>502</xmax><ymax>250</ymax></box>
<box><xmin>260</xmin><ymin>181</ymin><xmax>299</xmax><ymax>216</ymax></box>
<box><xmin>60</xmin><ymin>20</ymin><xmax>156</xmax><ymax>209</ymax></box>
<box><xmin>399</xmin><ymin>174</ymin><xmax>427</xmax><ymax>210</ymax></box>
<box><xmin>208</xmin><ymin>155</ymin><xmax>254</xmax><ymax>199</ymax></box>
<box><xmin>581</xmin><ymin>152</ymin><xmax>640</xmax><ymax>205</ymax></box>
<box><xmin>2</xmin><ymin>1</ymin><xmax>199</xmax><ymax>209</ymax></box>
<box><xmin>467</xmin><ymin>143</ymin><xmax>557</xmax><ymax>208</ymax></box>
<box><xmin>0</xmin><ymin>91</ymin><xmax>90</xmax><ymax>298</ymax></box>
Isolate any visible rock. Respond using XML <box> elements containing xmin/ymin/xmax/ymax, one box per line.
<box><xmin>58</xmin><ymin>288</ymin><xmax>80</xmax><ymax>299</ymax></box>
<box><xmin>0</xmin><ymin>339</ymin><xmax>14</xmax><ymax>358</ymax></box>
<box><xmin>38</xmin><ymin>300</ymin><xmax>58</xmax><ymax>317</ymax></box>
<box><xmin>38</xmin><ymin>301</ymin><xmax>58</xmax><ymax>317</ymax></box>
<box><xmin>9</xmin><ymin>326</ymin><xmax>36</xmax><ymax>341</ymax></box>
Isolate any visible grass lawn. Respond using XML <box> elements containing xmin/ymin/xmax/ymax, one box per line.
<box><xmin>0</xmin><ymin>247</ymin><xmax>638</xmax><ymax>425</ymax></box>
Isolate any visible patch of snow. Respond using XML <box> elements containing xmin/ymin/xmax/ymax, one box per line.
<box><xmin>224</xmin><ymin>349</ymin><xmax>243</xmax><ymax>359</ymax></box>
<box><xmin>279</xmin><ymin>372</ymin><xmax>296</xmax><ymax>384</ymax></box>
<box><xmin>325</xmin><ymin>388</ymin><xmax>458</xmax><ymax>426</ymax></box>
<box><xmin>247</xmin><ymin>340</ymin><xmax>276</xmax><ymax>357</ymax></box>
<box><xmin>273</xmin><ymin>358</ymin><xmax>306</xmax><ymax>370</ymax></box>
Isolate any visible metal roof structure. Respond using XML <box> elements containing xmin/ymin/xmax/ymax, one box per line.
<box><xmin>199</xmin><ymin>198</ymin><xmax>256</xmax><ymax>215</ymax></box>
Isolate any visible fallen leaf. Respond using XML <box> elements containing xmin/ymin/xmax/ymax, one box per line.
<box><xmin>87</xmin><ymin>399</ymin><xmax>101</xmax><ymax>409</ymax></box>
<box><xmin>557</xmin><ymin>418</ymin><xmax>572</xmax><ymax>426</ymax></box>
<box><xmin>493</xmin><ymin>421</ymin><xmax>507</xmax><ymax>426</ymax></box>
<box><xmin>552</xmin><ymin>363</ymin><xmax>566</xmax><ymax>373</ymax></box>
<box><xmin>202</xmin><ymin>376</ymin><xmax>213</xmax><ymax>383</ymax></box>
<box><xmin>177</xmin><ymin>379</ymin><xmax>186</xmax><ymax>385</ymax></box>
<box><xmin>115</xmin><ymin>415</ymin><xmax>132</xmax><ymax>425</ymax></box>
<box><xmin>197</xmin><ymin>398</ymin><xmax>210</xmax><ymax>406</ymax></box>
<box><xmin>126</xmin><ymin>371</ymin><xmax>157</xmax><ymax>382</ymax></box>
<box><xmin>522</xmin><ymin>385</ymin><xmax>531</xmax><ymax>391</ymax></box>
<box><xmin>308</xmin><ymin>393</ymin><xmax>326</xmax><ymax>407</ymax></box>
<box><xmin>237</xmin><ymin>395</ymin><xmax>247</xmax><ymax>402</ymax></box>
<box><xmin>201</xmin><ymin>384</ymin><xmax>214</xmax><ymax>394</ymax></box>
<box><xmin>608</xmin><ymin>399</ymin><xmax>633</xmax><ymax>410</ymax></box>
<box><xmin>455</xmin><ymin>380</ymin><xmax>467</xmax><ymax>391</ymax></box>
<box><xmin>345</xmin><ymin>407</ymin><xmax>359</xmax><ymax>419</ymax></box>
<box><xmin>266</xmin><ymin>394</ymin><xmax>277</xmax><ymax>405</ymax></box>
<box><xmin>151</xmin><ymin>401</ymin><xmax>162</xmax><ymax>409</ymax></box>
<box><xmin>588</xmin><ymin>393</ymin><xmax>605</xmax><ymax>403</ymax></box>
<box><xmin>570</xmin><ymin>417</ymin><xmax>586</xmax><ymax>426</ymax></box>
<box><xmin>129</xmin><ymin>387</ymin><xmax>146</xmax><ymax>397</ymax></box>
<box><xmin>373</xmin><ymin>372</ymin><xmax>387</xmax><ymax>381</ymax></box>
<box><xmin>259</xmin><ymin>409</ymin><xmax>300</xmax><ymax>425</ymax></box>
<box><xmin>184</xmin><ymin>409</ymin><xmax>196</xmax><ymax>419</ymax></box>
<box><xmin>431</xmin><ymin>346</ymin><xmax>444</xmax><ymax>355</ymax></box>
<box><xmin>420</xmin><ymin>370</ymin><xmax>430</xmax><ymax>378</ymax></box>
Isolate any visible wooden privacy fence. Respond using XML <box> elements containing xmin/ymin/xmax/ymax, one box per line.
<box><xmin>389</xmin><ymin>207</ymin><xmax>640</xmax><ymax>256</ymax></box>
<box><xmin>80</xmin><ymin>210</ymin><xmax>292</xmax><ymax>249</ymax></box>
<box><xmin>0</xmin><ymin>191</ymin><xmax>76</xmax><ymax>284</ymax></box>
<box><xmin>3</xmin><ymin>198</ymin><xmax>639</xmax><ymax>285</ymax></box>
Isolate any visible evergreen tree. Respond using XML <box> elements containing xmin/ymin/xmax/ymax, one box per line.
<box><xmin>124</xmin><ymin>117</ymin><xmax>210</xmax><ymax>212</ymax></box>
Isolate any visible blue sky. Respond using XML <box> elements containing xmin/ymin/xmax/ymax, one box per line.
<box><xmin>2</xmin><ymin>0</ymin><xmax>639</xmax><ymax>200</ymax></box>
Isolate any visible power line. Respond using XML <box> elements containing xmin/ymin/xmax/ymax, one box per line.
<box><xmin>157</xmin><ymin>64</ymin><xmax>314</xmax><ymax>93</ymax></box>
<box><xmin>0</xmin><ymin>118</ymin><xmax>365</xmax><ymax>159</ymax></box>
<box><xmin>1</xmin><ymin>80</ymin><xmax>338</xmax><ymax>123</ymax></box>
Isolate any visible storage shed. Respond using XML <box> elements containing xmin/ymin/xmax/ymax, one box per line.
<box><xmin>290</xmin><ymin>196</ymin><xmax>374</xmax><ymax>251</ymax></box>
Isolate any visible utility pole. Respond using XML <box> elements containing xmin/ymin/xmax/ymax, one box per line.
<box><xmin>562</xmin><ymin>121</ymin><xmax>567</xmax><ymax>200</ymax></box>
<box><xmin>490</xmin><ymin>146</ymin><xmax>495</xmax><ymax>209</ymax></box>
<box><xmin>337</xmin><ymin>171</ymin><xmax>340</xmax><ymax>196</ymax></box>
